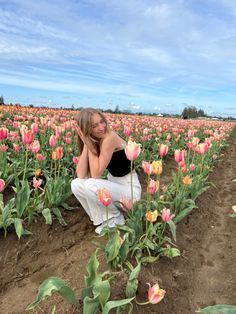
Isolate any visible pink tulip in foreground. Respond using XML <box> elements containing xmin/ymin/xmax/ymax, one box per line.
<box><xmin>98</xmin><ymin>188</ymin><xmax>112</xmax><ymax>207</ymax></box>
<box><xmin>125</xmin><ymin>141</ymin><xmax>141</xmax><ymax>161</ymax></box>
<box><xmin>161</xmin><ymin>208</ymin><xmax>175</xmax><ymax>222</ymax></box>
<box><xmin>148</xmin><ymin>283</ymin><xmax>166</xmax><ymax>304</ymax></box>
<box><xmin>0</xmin><ymin>179</ymin><xmax>5</xmax><ymax>192</ymax></box>
<box><xmin>33</xmin><ymin>177</ymin><xmax>43</xmax><ymax>190</ymax></box>
<box><xmin>149</xmin><ymin>179</ymin><xmax>159</xmax><ymax>195</ymax></box>
<box><xmin>22</xmin><ymin>130</ymin><xmax>34</xmax><ymax>145</ymax></box>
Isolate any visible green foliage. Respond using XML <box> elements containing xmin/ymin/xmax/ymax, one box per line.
<box><xmin>182</xmin><ymin>106</ymin><xmax>205</xmax><ymax>119</ymax></box>
<box><xmin>196</xmin><ymin>304</ymin><xmax>236</xmax><ymax>313</ymax></box>
<box><xmin>26</xmin><ymin>277</ymin><xmax>80</xmax><ymax>310</ymax></box>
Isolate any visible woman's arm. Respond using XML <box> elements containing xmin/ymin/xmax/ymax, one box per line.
<box><xmin>88</xmin><ymin>133</ymin><xmax>116</xmax><ymax>178</ymax></box>
<box><xmin>76</xmin><ymin>145</ymin><xmax>89</xmax><ymax>178</ymax></box>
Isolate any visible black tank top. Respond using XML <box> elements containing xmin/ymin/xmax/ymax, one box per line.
<box><xmin>107</xmin><ymin>149</ymin><xmax>133</xmax><ymax>177</ymax></box>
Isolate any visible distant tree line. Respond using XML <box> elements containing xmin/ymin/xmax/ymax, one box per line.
<box><xmin>0</xmin><ymin>95</ymin><xmax>4</xmax><ymax>105</ymax></box>
<box><xmin>181</xmin><ymin>106</ymin><xmax>206</xmax><ymax>119</ymax></box>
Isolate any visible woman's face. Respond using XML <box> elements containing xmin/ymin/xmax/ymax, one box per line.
<box><xmin>90</xmin><ymin>113</ymin><xmax>107</xmax><ymax>138</ymax></box>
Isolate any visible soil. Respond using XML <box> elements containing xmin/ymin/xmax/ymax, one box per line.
<box><xmin>0</xmin><ymin>128</ymin><xmax>236</xmax><ymax>314</ymax></box>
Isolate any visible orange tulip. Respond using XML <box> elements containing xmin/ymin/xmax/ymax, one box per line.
<box><xmin>183</xmin><ymin>175</ymin><xmax>192</xmax><ymax>185</ymax></box>
<box><xmin>146</xmin><ymin>210</ymin><xmax>158</xmax><ymax>222</ymax></box>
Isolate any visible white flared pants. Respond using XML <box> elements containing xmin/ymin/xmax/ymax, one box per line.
<box><xmin>71</xmin><ymin>171</ymin><xmax>142</xmax><ymax>225</ymax></box>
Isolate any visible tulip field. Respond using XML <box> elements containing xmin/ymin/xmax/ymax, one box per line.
<box><xmin>0</xmin><ymin>104</ymin><xmax>236</xmax><ymax>314</ymax></box>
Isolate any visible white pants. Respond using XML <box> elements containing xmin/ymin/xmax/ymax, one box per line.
<box><xmin>71</xmin><ymin>171</ymin><xmax>142</xmax><ymax>226</ymax></box>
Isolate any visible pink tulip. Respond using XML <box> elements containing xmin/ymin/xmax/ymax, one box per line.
<box><xmin>0</xmin><ymin>144</ymin><xmax>8</xmax><ymax>152</ymax></box>
<box><xmin>22</xmin><ymin>130</ymin><xmax>34</xmax><ymax>145</ymax></box>
<box><xmin>13</xmin><ymin>144</ymin><xmax>21</xmax><ymax>153</ymax></box>
<box><xmin>49</xmin><ymin>135</ymin><xmax>57</xmax><ymax>147</ymax></box>
<box><xmin>98</xmin><ymin>188</ymin><xmax>112</xmax><ymax>207</ymax></box>
<box><xmin>0</xmin><ymin>127</ymin><xmax>9</xmax><ymax>140</ymax></box>
<box><xmin>190</xmin><ymin>163</ymin><xmax>196</xmax><ymax>171</ymax></box>
<box><xmin>148</xmin><ymin>283</ymin><xmax>166</xmax><ymax>304</ymax></box>
<box><xmin>120</xmin><ymin>197</ymin><xmax>133</xmax><ymax>212</ymax></box>
<box><xmin>149</xmin><ymin>179</ymin><xmax>159</xmax><ymax>195</ymax></box>
<box><xmin>125</xmin><ymin>141</ymin><xmax>141</xmax><ymax>161</ymax></box>
<box><xmin>123</xmin><ymin>126</ymin><xmax>131</xmax><ymax>137</ymax></box>
<box><xmin>161</xmin><ymin>208</ymin><xmax>175</xmax><ymax>222</ymax></box>
<box><xmin>0</xmin><ymin>178</ymin><xmax>5</xmax><ymax>192</ymax></box>
<box><xmin>196</xmin><ymin>143</ymin><xmax>209</xmax><ymax>155</ymax></box>
<box><xmin>73</xmin><ymin>156</ymin><xmax>79</xmax><ymax>165</ymax></box>
<box><xmin>142</xmin><ymin>161</ymin><xmax>154</xmax><ymax>175</ymax></box>
<box><xmin>31</xmin><ymin>122</ymin><xmax>39</xmax><ymax>133</ymax></box>
<box><xmin>159</xmin><ymin>144</ymin><xmax>168</xmax><ymax>157</ymax></box>
<box><xmin>174</xmin><ymin>149</ymin><xmax>186</xmax><ymax>163</ymax></box>
<box><xmin>29</xmin><ymin>140</ymin><xmax>40</xmax><ymax>153</ymax></box>
<box><xmin>36</xmin><ymin>153</ymin><xmax>46</xmax><ymax>161</ymax></box>
<box><xmin>33</xmin><ymin>177</ymin><xmax>43</xmax><ymax>190</ymax></box>
<box><xmin>65</xmin><ymin>137</ymin><xmax>71</xmax><ymax>144</ymax></box>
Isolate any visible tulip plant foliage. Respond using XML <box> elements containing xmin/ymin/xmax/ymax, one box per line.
<box><xmin>0</xmin><ymin>105</ymin><xmax>235</xmax><ymax>313</ymax></box>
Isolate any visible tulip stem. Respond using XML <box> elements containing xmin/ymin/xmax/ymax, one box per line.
<box><xmin>22</xmin><ymin>146</ymin><xmax>28</xmax><ymax>182</ymax></box>
<box><xmin>130</xmin><ymin>160</ymin><xmax>133</xmax><ymax>204</ymax></box>
<box><xmin>135</xmin><ymin>299</ymin><xmax>150</xmax><ymax>305</ymax></box>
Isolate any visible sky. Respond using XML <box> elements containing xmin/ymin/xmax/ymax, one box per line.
<box><xmin>1</xmin><ymin>0</ymin><xmax>236</xmax><ymax>117</ymax></box>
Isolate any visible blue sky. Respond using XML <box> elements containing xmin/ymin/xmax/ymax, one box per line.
<box><xmin>1</xmin><ymin>0</ymin><xmax>236</xmax><ymax>117</ymax></box>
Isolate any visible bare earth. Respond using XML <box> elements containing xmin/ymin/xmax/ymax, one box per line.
<box><xmin>0</xmin><ymin>128</ymin><xmax>235</xmax><ymax>314</ymax></box>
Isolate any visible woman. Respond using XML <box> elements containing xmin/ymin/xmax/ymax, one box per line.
<box><xmin>71</xmin><ymin>108</ymin><xmax>142</xmax><ymax>234</ymax></box>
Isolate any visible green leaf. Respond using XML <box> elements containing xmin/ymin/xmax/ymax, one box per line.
<box><xmin>196</xmin><ymin>304</ymin><xmax>236</xmax><ymax>313</ymax></box>
<box><xmin>140</xmin><ymin>255</ymin><xmax>159</xmax><ymax>264</ymax></box>
<box><xmin>84</xmin><ymin>250</ymin><xmax>102</xmax><ymax>289</ymax></box>
<box><xmin>168</xmin><ymin>220</ymin><xmax>176</xmax><ymax>242</ymax></box>
<box><xmin>105</xmin><ymin>232</ymin><xmax>120</xmax><ymax>262</ymax></box>
<box><xmin>14</xmin><ymin>218</ymin><xmax>24</xmax><ymax>239</ymax></box>
<box><xmin>162</xmin><ymin>247</ymin><xmax>180</xmax><ymax>258</ymax></box>
<box><xmin>52</xmin><ymin>207</ymin><xmax>67</xmax><ymax>226</ymax></box>
<box><xmin>102</xmin><ymin>297</ymin><xmax>135</xmax><ymax>314</ymax></box>
<box><xmin>125</xmin><ymin>263</ymin><xmax>141</xmax><ymax>298</ymax></box>
<box><xmin>83</xmin><ymin>294</ymin><xmax>100</xmax><ymax>314</ymax></box>
<box><xmin>173</xmin><ymin>203</ymin><xmax>197</xmax><ymax>224</ymax></box>
<box><xmin>42</xmin><ymin>208</ymin><xmax>52</xmax><ymax>225</ymax></box>
<box><xmin>16</xmin><ymin>180</ymin><xmax>31</xmax><ymax>218</ymax></box>
<box><xmin>93</xmin><ymin>280</ymin><xmax>111</xmax><ymax>307</ymax></box>
<box><xmin>26</xmin><ymin>277</ymin><xmax>80</xmax><ymax>310</ymax></box>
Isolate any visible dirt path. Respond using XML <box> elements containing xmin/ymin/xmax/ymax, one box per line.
<box><xmin>0</xmin><ymin>128</ymin><xmax>235</xmax><ymax>314</ymax></box>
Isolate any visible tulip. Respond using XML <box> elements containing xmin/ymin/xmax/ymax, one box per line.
<box><xmin>159</xmin><ymin>144</ymin><xmax>168</xmax><ymax>157</ymax></box>
<box><xmin>49</xmin><ymin>135</ymin><xmax>57</xmax><ymax>147</ymax></box>
<box><xmin>0</xmin><ymin>127</ymin><xmax>9</xmax><ymax>140</ymax></box>
<box><xmin>174</xmin><ymin>149</ymin><xmax>186</xmax><ymax>163</ymax></box>
<box><xmin>142</xmin><ymin>161</ymin><xmax>154</xmax><ymax>175</ymax></box>
<box><xmin>29</xmin><ymin>140</ymin><xmax>40</xmax><ymax>153</ymax></box>
<box><xmin>33</xmin><ymin>177</ymin><xmax>43</xmax><ymax>190</ymax></box>
<box><xmin>35</xmin><ymin>169</ymin><xmax>43</xmax><ymax>177</ymax></box>
<box><xmin>31</xmin><ymin>122</ymin><xmax>39</xmax><ymax>133</ymax></box>
<box><xmin>125</xmin><ymin>141</ymin><xmax>141</xmax><ymax>161</ymax></box>
<box><xmin>73</xmin><ymin>156</ymin><xmax>79</xmax><ymax>165</ymax></box>
<box><xmin>36</xmin><ymin>153</ymin><xmax>46</xmax><ymax>161</ymax></box>
<box><xmin>161</xmin><ymin>208</ymin><xmax>175</xmax><ymax>222</ymax></box>
<box><xmin>196</xmin><ymin>143</ymin><xmax>209</xmax><ymax>155</ymax></box>
<box><xmin>190</xmin><ymin>163</ymin><xmax>196</xmax><ymax>171</ymax></box>
<box><xmin>0</xmin><ymin>178</ymin><xmax>5</xmax><ymax>192</ymax></box>
<box><xmin>183</xmin><ymin>175</ymin><xmax>192</xmax><ymax>185</ymax></box>
<box><xmin>146</xmin><ymin>210</ymin><xmax>158</xmax><ymax>222</ymax></box>
<box><xmin>22</xmin><ymin>130</ymin><xmax>34</xmax><ymax>145</ymax></box>
<box><xmin>123</xmin><ymin>126</ymin><xmax>131</xmax><ymax>137</ymax></box>
<box><xmin>0</xmin><ymin>144</ymin><xmax>8</xmax><ymax>152</ymax></box>
<box><xmin>232</xmin><ymin>205</ymin><xmax>236</xmax><ymax>214</ymax></box>
<box><xmin>149</xmin><ymin>179</ymin><xmax>159</xmax><ymax>195</ymax></box>
<box><xmin>152</xmin><ymin>160</ymin><xmax>162</xmax><ymax>175</ymax></box>
<box><xmin>98</xmin><ymin>188</ymin><xmax>112</xmax><ymax>207</ymax></box>
<box><xmin>148</xmin><ymin>283</ymin><xmax>166</xmax><ymax>304</ymax></box>
<box><xmin>13</xmin><ymin>144</ymin><xmax>21</xmax><ymax>153</ymax></box>
<box><xmin>120</xmin><ymin>197</ymin><xmax>133</xmax><ymax>212</ymax></box>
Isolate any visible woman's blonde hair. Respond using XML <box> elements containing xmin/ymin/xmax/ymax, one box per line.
<box><xmin>74</xmin><ymin>108</ymin><xmax>110</xmax><ymax>155</ymax></box>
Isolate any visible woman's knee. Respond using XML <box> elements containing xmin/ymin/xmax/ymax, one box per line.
<box><xmin>84</xmin><ymin>178</ymin><xmax>99</xmax><ymax>194</ymax></box>
<box><xmin>71</xmin><ymin>178</ymin><xmax>83</xmax><ymax>194</ymax></box>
